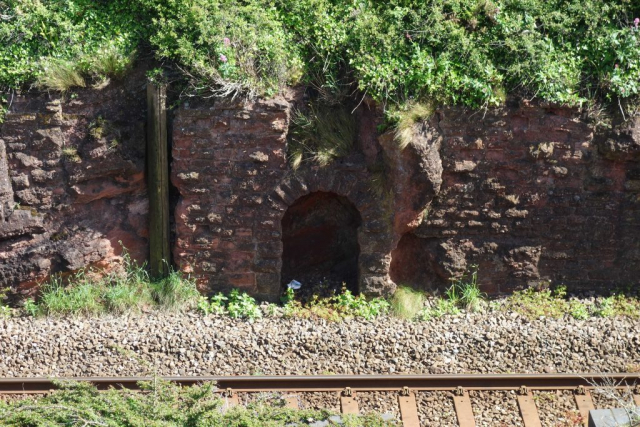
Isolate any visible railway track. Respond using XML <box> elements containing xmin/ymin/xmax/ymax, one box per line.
<box><xmin>1</xmin><ymin>374</ymin><xmax>639</xmax><ymax>426</ymax></box>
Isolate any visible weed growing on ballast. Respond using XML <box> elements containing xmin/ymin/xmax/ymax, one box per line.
<box><xmin>280</xmin><ymin>286</ymin><xmax>390</xmax><ymax>321</ymax></box>
<box><xmin>197</xmin><ymin>289</ymin><xmax>262</xmax><ymax>320</ymax></box>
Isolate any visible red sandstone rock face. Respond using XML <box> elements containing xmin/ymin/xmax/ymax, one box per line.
<box><xmin>402</xmin><ymin>105</ymin><xmax>640</xmax><ymax>293</ymax></box>
<box><xmin>0</xmin><ymin>70</ymin><xmax>148</xmax><ymax>294</ymax></box>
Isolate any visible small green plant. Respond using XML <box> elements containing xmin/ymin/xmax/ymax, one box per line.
<box><xmin>503</xmin><ymin>286</ymin><xmax>569</xmax><ymax>319</ymax></box>
<box><xmin>227</xmin><ymin>289</ymin><xmax>262</xmax><ymax>320</ymax></box>
<box><xmin>0</xmin><ymin>287</ymin><xmax>12</xmax><ymax>317</ymax></box>
<box><xmin>568</xmin><ymin>299</ymin><xmax>590</xmax><ymax>320</ymax></box>
<box><xmin>23</xmin><ymin>298</ymin><xmax>40</xmax><ymax>317</ymax></box>
<box><xmin>390</xmin><ymin>286</ymin><xmax>425</xmax><ymax>319</ymax></box>
<box><xmin>281</xmin><ymin>286</ymin><xmax>389</xmax><ymax>321</ymax></box>
<box><xmin>198</xmin><ymin>289</ymin><xmax>260</xmax><ymax>319</ymax></box>
<box><xmin>333</xmin><ymin>288</ymin><xmax>390</xmax><ymax>320</ymax></box>
<box><xmin>61</xmin><ymin>146</ymin><xmax>81</xmax><ymax>163</ymax></box>
<box><xmin>419</xmin><ymin>297</ymin><xmax>461</xmax><ymax>320</ymax></box>
<box><xmin>594</xmin><ymin>296</ymin><xmax>616</xmax><ymax>318</ymax></box>
<box><xmin>444</xmin><ymin>266</ymin><xmax>486</xmax><ymax>312</ymax></box>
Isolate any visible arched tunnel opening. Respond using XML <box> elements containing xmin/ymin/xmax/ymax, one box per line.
<box><xmin>281</xmin><ymin>191</ymin><xmax>361</xmax><ymax>299</ymax></box>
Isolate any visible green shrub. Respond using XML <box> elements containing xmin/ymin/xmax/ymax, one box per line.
<box><xmin>568</xmin><ymin>299</ymin><xmax>590</xmax><ymax>320</ymax></box>
<box><xmin>390</xmin><ymin>286</ymin><xmax>425</xmax><ymax>319</ymax></box>
<box><xmin>0</xmin><ymin>379</ymin><xmax>396</xmax><ymax>426</ymax></box>
<box><xmin>0</xmin><ymin>0</ymin><xmax>142</xmax><ymax>91</ymax></box>
<box><xmin>197</xmin><ymin>290</ymin><xmax>261</xmax><ymax>320</ymax></box>
<box><xmin>141</xmin><ymin>0</ymin><xmax>302</xmax><ymax>98</ymax></box>
<box><xmin>227</xmin><ymin>289</ymin><xmax>262</xmax><ymax>320</ymax></box>
<box><xmin>420</xmin><ymin>298</ymin><xmax>461</xmax><ymax>320</ymax></box>
<box><xmin>503</xmin><ymin>286</ymin><xmax>570</xmax><ymax>319</ymax></box>
<box><xmin>2</xmin><ymin>0</ymin><xmax>639</xmax><ymax>117</ymax></box>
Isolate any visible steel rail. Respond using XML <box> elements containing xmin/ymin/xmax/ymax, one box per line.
<box><xmin>1</xmin><ymin>373</ymin><xmax>639</xmax><ymax>394</ymax></box>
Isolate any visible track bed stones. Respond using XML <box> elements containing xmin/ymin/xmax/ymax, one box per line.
<box><xmin>356</xmin><ymin>391</ymin><xmax>400</xmax><ymax>422</ymax></box>
<box><xmin>533</xmin><ymin>391</ymin><xmax>582</xmax><ymax>427</ymax></box>
<box><xmin>416</xmin><ymin>391</ymin><xmax>458</xmax><ymax>427</ymax></box>
<box><xmin>298</xmin><ymin>392</ymin><xmax>341</xmax><ymax>413</ymax></box>
<box><xmin>591</xmin><ymin>388</ymin><xmax>630</xmax><ymax>409</ymax></box>
<box><xmin>470</xmin><ymin>390</ymin><xmax>524</xmax><ymax>426</ymax></box>
<box><xmin>0</xmin><ymin>312</ymin><xmax>639</xmax><ymax>378</ymax></box>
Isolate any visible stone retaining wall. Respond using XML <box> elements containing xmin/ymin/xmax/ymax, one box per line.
<box><xmin>2</xmin><ymin>81</ymin><xmax>638</xmax><ymax>298</ymax></box>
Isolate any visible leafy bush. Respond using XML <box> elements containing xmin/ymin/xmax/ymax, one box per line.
<box><xmin>0</xmin><ymin>1</ymin><xmax>141</xmax><ymax>90</ymax></box>
<box><xmin>2</xmin><ymin>0</ymin><xmax>639</xmax><ymax>117</ymax></box>
<box><xmin>140</xmin><ymin>0</ymin><xmax>302</xmax><ymax>98</ymax></box>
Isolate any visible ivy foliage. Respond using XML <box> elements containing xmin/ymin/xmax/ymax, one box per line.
<box><xmin>1</xmin><ymin>0</ymin><xmax>639</xmax><ymax>110</ymax></box>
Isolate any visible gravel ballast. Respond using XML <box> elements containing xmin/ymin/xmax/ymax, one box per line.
<box><xmin>0</xmin><ymin>311</ymin><xmax>638</xmax><ymax>377</ymax></box>
<box><xmin>1</xmin><ymin>311</ymin><xmax>639</xmax><ymax>426</ymax></box>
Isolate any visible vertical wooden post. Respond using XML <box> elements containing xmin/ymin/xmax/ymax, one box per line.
<box><xmin>147</xmin><ymin>82</ymin><xmax>170</xmax><ymax>279</ymax></box>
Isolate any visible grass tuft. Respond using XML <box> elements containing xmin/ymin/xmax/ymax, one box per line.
<box><xmin>36</xmin><ymin>59</ymin><xmax>85</xmax><ymax>91</ymax></box>
<box><xmin>150</xmin><ymin>270</ymin><xmax>199</xmax><ymax>311</ymax></box>
<box><xmin>392</xmin><ymin>102</ymin><xmax>433</xmax><ymax>150</ymax></box>
<box><xmin>390</xmin><ymin>286</ymin><xmax>425</xmax><ymax>319</ymax></box>
<box><xmin>288</xmin><ymin>102</ymin><xmax>356</xmax><ymax>169</ymax></box>
<box><xmin>24</xmin><ymin>248</ymin><xmax>198</xmax><ymax>317</ymax></box>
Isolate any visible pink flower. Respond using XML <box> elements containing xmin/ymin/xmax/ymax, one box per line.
<box><xmin>223</xmin><ymin>37</ymin><xmax>231</xmax><ymax>46</ymax></box>
<box><xmin>219</xmin><ymin>54</ymin><xmax>228</xmax><ymax>63</ymax></box>
<box><xmin>615</xmin><ymin>63</ymin><xmax>619</xmax><ymax>69</ymax></box>
<box><xmin>634</xmin><ymin>18</ymin><xmax>639</xmax><ymax>28</ymax></box>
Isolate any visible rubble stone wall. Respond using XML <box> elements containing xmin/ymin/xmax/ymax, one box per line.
<box><xmin>173</xmin><ymin>98</ymin><xmax>640</xmax><ymax>297</ymax></box>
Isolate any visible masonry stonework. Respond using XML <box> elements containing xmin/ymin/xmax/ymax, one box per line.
<box><xmin>173</xmin><ymin>97</ymin><xmax>640</xmax><ymax>298</ymax></box>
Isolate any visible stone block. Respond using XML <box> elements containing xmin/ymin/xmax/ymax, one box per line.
<box><xmin>588</xmin><ymin>408</ymin><xmax>639</xmax><ymax>427</ymax></box>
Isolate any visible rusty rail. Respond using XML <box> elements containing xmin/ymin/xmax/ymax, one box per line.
<box><xmin>1</xmin><ymin>373</ymin><xmax>639</xmax><ymax>427</ymax></box>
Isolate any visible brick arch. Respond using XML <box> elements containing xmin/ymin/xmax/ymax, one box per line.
<box><xmin>267</xmin><ymin>167</ymin><xmax>396</xmax><ymax>295</ymax></box>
